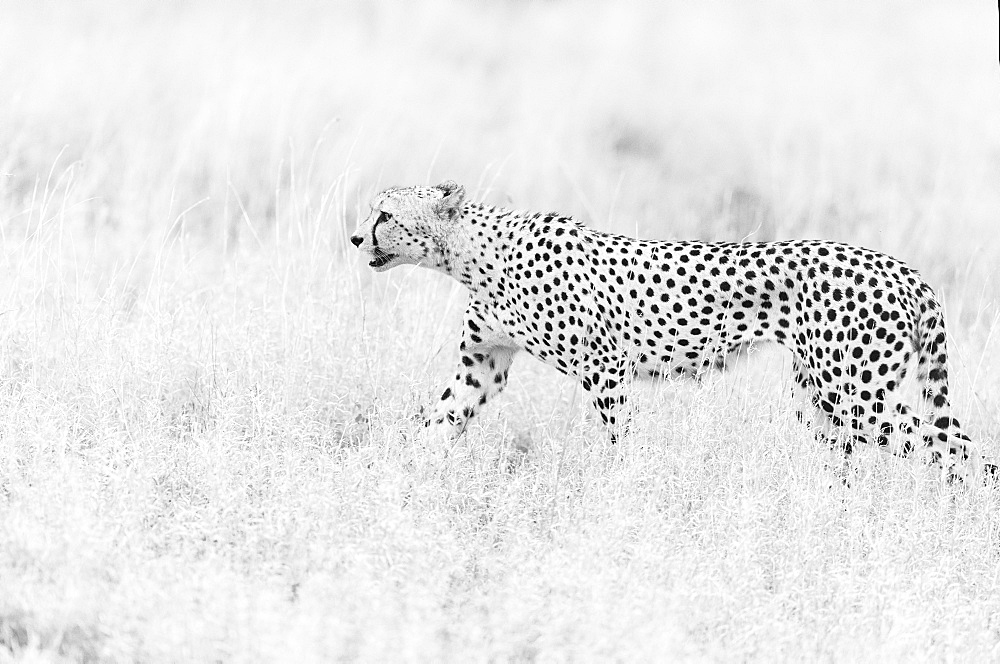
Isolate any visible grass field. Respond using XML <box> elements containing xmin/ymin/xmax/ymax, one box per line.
<box><xmin>2</xmin><ymin>0</ymin><xmax>1000</xmax><ymax>661</ymax></box>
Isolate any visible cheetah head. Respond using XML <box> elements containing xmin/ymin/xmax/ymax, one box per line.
<box><xmin>350</xmin><ymin>181</ymin><xmax>466</xmax><ymax>273</ymax></box>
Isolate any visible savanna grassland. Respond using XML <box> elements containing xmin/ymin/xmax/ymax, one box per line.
<box><xmin>2</xmin><ymin>1</ymin><xmax>1000</xmax><ymax>661</ymax></box>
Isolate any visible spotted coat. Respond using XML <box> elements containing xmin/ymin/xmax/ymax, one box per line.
<box><xmin>351</xmin><ymin>181</ymin><xmax>995</xmax><ymax>482</ymax></box>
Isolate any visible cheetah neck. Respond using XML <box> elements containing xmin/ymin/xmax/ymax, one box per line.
<box><xmin>434</xmin><ymin>204</ymin><xmax>516</xmax><ymax>297</ymax></box>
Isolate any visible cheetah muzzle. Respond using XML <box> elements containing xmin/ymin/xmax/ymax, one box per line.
<box><xmin>350</xmin><ymin>180</ymin><xmax>997</xmax><ymax>485</ymax></box>
<box><xmin>368</xmin><ymin>248</ymin><xmax>396</xmax><ymax>269</ymax></box>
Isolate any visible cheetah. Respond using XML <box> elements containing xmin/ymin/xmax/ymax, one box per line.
<box><xmin>350</xmin><ymin>181</ymin><xmax>996</xmax><ymax>482</ymax></box>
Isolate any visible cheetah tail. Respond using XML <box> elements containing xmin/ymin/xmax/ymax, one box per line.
<box><xmin>914</xmin><ymin>289</ymin><xmax>963</xmax><ymax>433</ymax></box>
<box><xmin>914</xmin><ymin>285</ymin><xmax>1000</xmax><ymax>487</ymax></box>
<box><xmin>912</xmin><ymin>290</ymin><xmax>1000</xmax><ymax>481</ymax></box>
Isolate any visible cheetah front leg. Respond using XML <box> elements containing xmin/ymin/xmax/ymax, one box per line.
<box><xmin>581</xmin><ymin>361</ymin><xmax>633</xmax><ymax>444</ymax></box>
<box><xmin>424</xmin><ymin>308</ymin><xmax>518</xmax><ymax>442</ymax></box>
<box><xmin>590</xmin><ymin>391</ymin><xmax>632</xmax><ymax>444</ymax></box>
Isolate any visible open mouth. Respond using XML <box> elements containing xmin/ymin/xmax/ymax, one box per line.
<box><xmin>369</xmin><ymin>252</ymin><xmax>396</xmax><ymax>268</ymax></box>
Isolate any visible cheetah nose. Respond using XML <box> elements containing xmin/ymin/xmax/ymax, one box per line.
<box><xmin>350</xmin><ymin>235</ymin><xmax>363</xmax><ymax>248</ymax></box>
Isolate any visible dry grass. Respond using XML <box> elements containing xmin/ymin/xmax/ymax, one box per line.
<box><xmin>2</xmin><ymin>0</ymin><xmax>1000</xmax><ymax>661</ymax></box>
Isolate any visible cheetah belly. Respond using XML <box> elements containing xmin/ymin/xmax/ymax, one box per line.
<box><xmin>592</xmin><ymin>270</ymin><xmax>788</xmax><ymax>380</ymax></box>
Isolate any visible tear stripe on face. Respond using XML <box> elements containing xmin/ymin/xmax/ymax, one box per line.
<box><xmin>371</xmin><ymin>211</ymin><xmax>387</xmax><ymax>247</ymax></box>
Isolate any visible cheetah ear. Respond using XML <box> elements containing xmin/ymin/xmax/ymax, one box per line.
<box><xmin>434</xmin><ymin>181</ymin><xmax>466</xmax><ymax>218</ymax></box>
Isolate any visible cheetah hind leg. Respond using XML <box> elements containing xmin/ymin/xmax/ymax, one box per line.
<box><xmin>857</xmin><ymin>402</ymin><xmax>986</xmax><ymax>485</ymax></box>
<box><xmin>790</xmin><ymin>369</ymin><xmax>857</xmax><ymax>484</ymax></box>
<box><xmin>851</xmin><ymin>401</ymin><xmax>981</xmax><ymax>483</ymax></box>
<box><xmin>918</xmin><ymin>414</ymin><xmax>997</xmax><ymax>485</ymax></box>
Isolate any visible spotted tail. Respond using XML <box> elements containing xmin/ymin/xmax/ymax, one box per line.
<box><xmin>914</xmin><ymin>287</ymin><xmax>1000</xmax><ymax>483</ymax></box>
<box><xmin>913</xmin><ymin>286</ymin><xmax>970</xmax><ymax>437</ymax></box>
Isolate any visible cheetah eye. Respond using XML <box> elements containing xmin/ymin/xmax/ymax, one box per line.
<box><xmin>381</xmin><ymin>211</ymin><xmax>393</xmax><ymax>222</ymax></box>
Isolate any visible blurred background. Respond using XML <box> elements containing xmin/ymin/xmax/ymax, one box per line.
<box><xmin>2</xmin><ymin>0</ymin><xmax>997</xmax><ymax>264</ymax></box>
